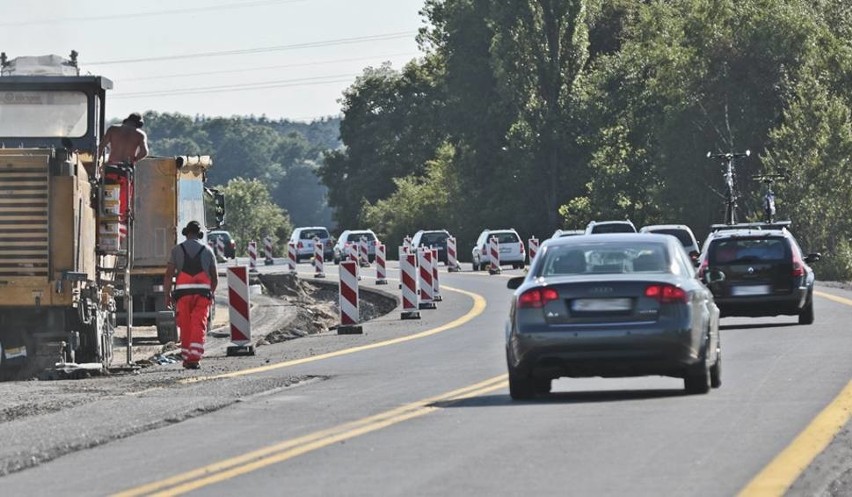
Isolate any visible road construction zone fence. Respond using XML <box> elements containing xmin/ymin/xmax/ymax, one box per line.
<box><xmin>287</xmin><ymin>242</ymin><xmax>297</xmax><ymax>274</ymax></box>
<box><xmin>338</xmin><ymin>260</ymin><xmax>362</xmax><ymax>334</ymax></box>
<box><xmin>376</xmin><ymin>243</ymin><xmax>388</xmax><ymax>285</ymax></box>
<box><xmin>314</xmin><ymin>241</ymin><xmax>325</xmax><ymax>278</ymax></box>
<box><xmin>264</xmin><ymin>236</ymin><xmax>274</xmax><ymax>264</ymax></box>
<box><xmin>489</xmin><ymin>236</ymin><xmax>501</xmax><ymax>274</ymax></box>
<box><xmin>528</xmin><ymin>237</ymin><xmax>539</xmax><ymax>264</ymax></box>
<box><xmin>447</xmin><ymin>236</ymin><xmax>460</xmax><ymax>272</ymax></box>
<box><xmin>248</xmin><ymin>241</ymin><xmax>258</xmax><ymax>272</ymax></box>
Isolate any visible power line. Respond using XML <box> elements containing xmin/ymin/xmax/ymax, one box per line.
<box><xmin>120</xmin><ymin>52</ymin><xmax>419</xmax><ymax>82</ymax></box>
<box><xmin>87</xmin><ymin>31</ymin><xmax>418</xmax><ymax>65</ymax></box>
<box><xmin>111</xmin><ymin>74</ymin><xmax>359</xmax><ymax>99</ymax></box>
<box><xmin>0</xmin><ymin>0</ymin><xmax>308</xmax><ymax>28</ymax></box>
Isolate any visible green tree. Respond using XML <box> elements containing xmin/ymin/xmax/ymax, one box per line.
<box><xmin>219</xmin><ymin>178</ymin><xmax>292</xmax><ymax>256</ymax></box>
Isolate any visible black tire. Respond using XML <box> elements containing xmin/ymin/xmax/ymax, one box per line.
<box><xmin>684</xmin><ymin>347</ymin><xmax>711</xmax><ymax>395</ymax></box>
<box><xmin>533</xmin><ymin>378</ymin><xmax>552</xmax><ymax>394</ymax></box>
<box><xmin>472</xmin><ymin>261</ymin><xmax>479</xmax><ymax>271</ymax></box>
<box><xmin>511</xmin><ymin>263</ymin><xmax>519</xmax><ymax>270</ymax></box>
<box><xmin>508</xmin><ymin>368</ymin><xmax>535</xmax><ymax>400</ymax></box>
<box><xmin>710</xmin><ymin>353</ymin><xmax>722</xmax><ymax>389</ymax></box>
<box><xmin>798</xmin><ymin>295</ymin><xmax>814</xmax><ymax>325</ymax></box>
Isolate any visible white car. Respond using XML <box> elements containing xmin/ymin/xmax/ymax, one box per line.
<box><xmin>640</xmin><ymin>224</ymin><xmax>700</xmax><ymax>259</ymax></box>
<box><xmin>333</xmin><ymin>229</ymin><xmax>378</xmax><ymax>264</ymax></box>
<box><xmin>585</xmin><ymin>220</ymin><xmax>637</xmax><ymax>234</ymax></box>
<box><xmin>551</xmin><ymin>229</ymin><xmax>583</xmax><ymax>239</ymax></box>
<box><xmin>472</xmin><ymin>228</ymin><xmax>525</xmax><ymax>270</ymax></box>
<box><xmin>288</xmin><ymin>226</ymin><xmax>334</xmax><ymax>262</ymax></box>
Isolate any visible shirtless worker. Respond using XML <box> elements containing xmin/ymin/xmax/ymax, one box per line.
<box><xmin>96</xmin><ymin>113</ymin><xmax>149</xmax><ymax>228</ymax></box>
<box><xmin>98</xmin><ymin>112</ymin><xmax>149</xmax><ymax>165</ymax></box>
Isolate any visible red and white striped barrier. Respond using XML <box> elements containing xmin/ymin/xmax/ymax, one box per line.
<box><xmin>263</xmin><ymin>236</ymin><xmax>274</xmax><ymax>265</ymax></box>
<box><xmin>248</xmin><ymin>241</ymin><xmax>258</xmax><ymax>272</ymax></box>
<box><xmin>216</xmin><ymin>237</ymin><xmax>225</xmax><ymax>261</ymax></box>
<box><xmin>431</xmin><ymin>247</ymin><xmax>442</xmax><ymax>301</ymax></box>
<box><xmin>375</xmin><ymin>243</ymin><xmax>388</xmax><ymax>285</ymax></box>
<box><xmin>528</xmin><ymin>237</ymin><xmax>539</xmax><ymax>264</ymax></box>
<box><xmin>226</xmin><ymin>266</ymin><xmax>255</xmax><ymax>356</ymax></box>
<box><xmin>338</xmin><ymin>260</ymin><xmax>362</xmax><ymax>334</ymax></box>
<box><xmin>447</xmin><ymin>236</ymin><xmax>460</xmax><ymax>272</ymax></box>
<box><xmin>359</xmin><ymin>236</ymin><xmax>370</xmax><ymax>267</ymax></box>
<box><xmin>488</xmin><ymin>236</ymin><xmax>501</xmax><ymax>274</ymax></box>
<box><xmin>418</xmin><ymin>247</ymin><xmax>436</xmax><ymax>309</ymax></box>
<box><xmin>400</xmin><ymin>252</ymin><xmax>420</xmax><ymax>319</ymax></box>
<box><xmin>314</xmin><ymin>241</ymin><xmax>326</xmax><ymax>278</ymax></box>
<box><xmin>287</xmin><ymin>241</ymin><xmax>297</xmax><ymax>274</ymax></box>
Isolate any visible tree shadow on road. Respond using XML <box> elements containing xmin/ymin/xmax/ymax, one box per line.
<box><xmin>435</xmin><ymin>388</ymin><xmax>685</xmax><ymax>408</ymax></box>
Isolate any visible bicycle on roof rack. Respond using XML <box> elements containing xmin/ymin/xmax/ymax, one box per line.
<box><xmin>706</xmin><ymin>149</ymin><xmax>751</xmax><ymax>225</ymax></box>
<box><xmin>751</xmin><ymin>172</ymin><xmax>789</xmax><ymax>224</ymax></box>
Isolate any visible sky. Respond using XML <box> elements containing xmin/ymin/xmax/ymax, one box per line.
<box><xmin>0</xmin><ymin>0</ymin><xmax>428</xmax><ymax>122</ymax></box>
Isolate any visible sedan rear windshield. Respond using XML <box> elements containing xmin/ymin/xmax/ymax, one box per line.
<box><xmin>347</xmin><ymin>232</ymin><xmax>376</xmax><ymax>242</ymax></box>
<box><xmin>648</xmin><ymin>229</ymin><xmax>693</xmax><ymax>247</ymax></box>
<box><xmin>540</xmin><ymin>242</ymin><xmax>669</xmax><ymax>276</ymax></box>
<box><xmin>420</xmin><ymin>233</ymin><xmax>448</xmax><ymax>245</ymax></box>
<box><xmin>709</xmin><ymin>237</ymin><xmax>790</xmax><ymax>264</ymax></box>
<box><xmin>489</xmin><ymin>232</ymin><xmax>520</xmax><ymax>244</ymax></box>
<box><xmin>591</xmin><ymin>223</ymin><xmax>635</xmax><ymax>234</ymax></box>
<box><xmin>300</xmin><ymin>229</ymin><xmax>329</xmax><ymax>240</ymax></box>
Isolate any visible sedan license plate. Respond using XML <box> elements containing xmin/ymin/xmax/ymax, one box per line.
<box><xmin>572</xmin><ymin>298</ymin><xmax>632</xmax><ymax>312</ymax></box>
<box><xmin>731</xmin><ymin>285</ymin><xmax>770</xmax><ymax>296</ymax></box>
<box><xmin>500</xmin><ymin>247</ymin><xmax>511</xmax><ymax>253</ymax></box>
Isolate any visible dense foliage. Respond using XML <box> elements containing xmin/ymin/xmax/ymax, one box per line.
<box><xmin>321</xmin><ymin>0</ymin><xmax>852</xmax><ymax>279</ymax></box>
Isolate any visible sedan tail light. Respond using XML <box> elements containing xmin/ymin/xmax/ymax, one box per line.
<box><xmin>792</xmin><ymin>254</ymin><xmax>806</xmax><ymax>277</ymax></box>
<box><xmin>518</xmin><ymin>287</ymin><xmax>560</xmax><ymax>308</ymax></box>
<box><xmin>297</xmin><ymin>241</ymin><xmax>303</xmax><ymax>249</ymax></box>
<box><xmin>644</xmin><ymin>284</ymin><xmax>688</xmax><ymax>304</ymax></box>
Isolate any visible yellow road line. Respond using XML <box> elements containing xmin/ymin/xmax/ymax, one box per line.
<box><xmin>113</xmin><ymin>375</ymin><xmax>508</xmax><ymax>497</ymax></box>
<box><xmin>737</xmin><ymin>381</ymin><xmax>852</xmax><ymax>497</ymax></box>
<box><xmin>178</xmin><ymin>285</ymin><xmax>486</xmax><ymax>384</ymax></box>
<box><xmin>738</xmin><ymin>290</ymin><xmax>852</xmax><ymax>496</ymax></box>
<box><xmin>814</xmin><ymin>289</ymin><xmax>852</xmax><ymax>307</ymax></box>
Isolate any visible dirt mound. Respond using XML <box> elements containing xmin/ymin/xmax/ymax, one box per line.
<box><xmin>258</xmin><ymin>273</ymin><xmax>313</xmax><ymax>301</ymax></box>
<box><xmin>257</xmin><ymin>273</ymin><xmax>399</xmax><ymax>342</ymax></box>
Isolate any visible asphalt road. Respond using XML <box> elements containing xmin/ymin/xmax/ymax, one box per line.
<box><xmin>1</xmin><ymin>260</ymin><xmax>852</xmax><ymax>496</ymax></box>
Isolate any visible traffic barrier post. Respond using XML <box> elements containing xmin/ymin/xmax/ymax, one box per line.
<box><xmin>216</xmin><ymin>237</ymin><xmax>225</xmax><ymax>261</ymax></box>
<box><xmin>248</xmin><ymin>241</ymin><xmax>258</xmax><ymax>272</ymax></box>
<box><xmin>287</xmin><ymin>241</ymin><xmax>297</xmax><ymax>275</ymax></box>
<box><xmin>263</xmin><ymin>236</ymin><xmax>274</xmax><ymax>265</ymax></box>
<box><xmin>418</xmin><ymin>247</ymin><xmax>436</xmax><ymax>309</ymax></box>
<box><xmin>431</xmin><ymin>247</ymin><xmax>442</xmax><ymax>301</ymax></box>
<box><xmin>359</xmin><ymin>236</ymin><xmax>370</xmax><ymax>267</ymax></box>
<box><xmin>446</xmin><ymin>236</ymin><xmax>460</xmax><ymax>272</ymax></box>
<box><xmin>314</xmin><ymin>241</ymin><xmax>326</xmax><ymax>278</ymax></box>
<box><xmin>338</xmin><ymin>260</ymin><xmax>362</xmax><ymax>334</ymax></box>
<box><xmin>488</xmin><ymin>236</ymin><xmax>501</xmax><ymax>275</ymax></box>
<box><xmin>226</xmin><ymin>266</ymin><xmax>255</xmax><ymax>356</ymax></box>
<box><xmin>376</xmin><ymin>243</ymin><xmax>388</xmax><ymax>285</ymax></box>
<box><xmin>528</xmin><ymin>237</ymin><xmax>539</xmax><ymax>265</ymax></box>
<box><xmin>400</xmin><ymin>252</ymin><xmax>421</xmax><ymax>319</ymax></box>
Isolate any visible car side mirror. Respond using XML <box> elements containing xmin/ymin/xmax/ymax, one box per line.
<box><xmin>507</xmin><ymin>276</ymin><xmax>525</xmax><ymax>290</ymax></box>
<box><xmin>689</xmin><ymin>251</ymin><xmax>700</xmax><ymax>267</ymax></box>
<box><xmin>804</xmin><ymin>253</ymin><xmax>821</xmax><ymax>264</ymax></box>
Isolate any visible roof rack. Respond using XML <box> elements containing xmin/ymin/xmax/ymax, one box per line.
<box><xmin>710</xmin><ymin>221</ymin><xmax>792</xmax><ymax>232</ymax></box>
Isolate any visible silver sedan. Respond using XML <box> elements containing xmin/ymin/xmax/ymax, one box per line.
<box><xmin>505</xmin><ymin>233</ymin><xmax>721</xmax><ymax>399</ymax></box>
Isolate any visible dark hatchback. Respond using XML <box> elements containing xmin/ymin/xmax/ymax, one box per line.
<box><xmin>506</xmin><ymin>234</ymin><xmax>721</xmax><ymax>399</ymax></box>
<box><xmin>698</xmin><ymin>225</ymin><xmax>820</xmax><ymax>324</ymax></box>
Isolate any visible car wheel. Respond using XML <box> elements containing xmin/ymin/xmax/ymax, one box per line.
<box><xmin>511</xmin><ymin>263</ymin><xmax>519</xmax><ymax>270</ymax></box>
<box><xmin>710</xmin><ymin>350</ymin><xmax>722</xmax><ymax>389</ymax></box>
<box><xmin>508</xmin><ymin>368</ymin><xmax>535</xmax><ymax>400</ymax></box>
<box><xmin>684</xmin><ymin>345</ymin><xmax>711</xmax><ymax>395</ymax></box>
<box><xmin>798</xmin><ymin>294</ymin><xmax>815</xmax><ymax>325</ymax></box>
<box><xmin>533</xmin><ymin>378</ymin><xmax>551</xmax><ymax>394</ymax></box>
